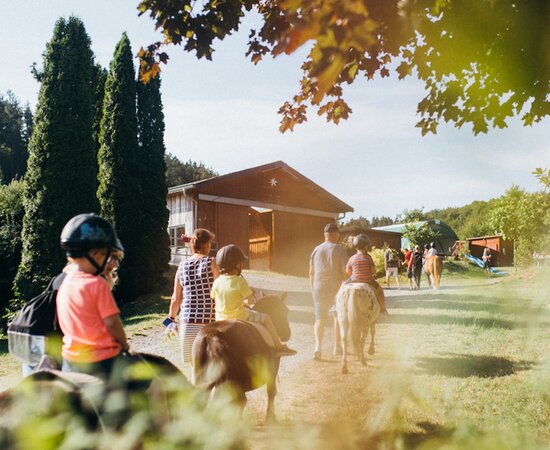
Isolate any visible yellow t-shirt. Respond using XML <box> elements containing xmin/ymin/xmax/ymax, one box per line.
<box><xmin>211</xmin><ymin>274</ymin><xmax>253</xmax><ymax>321</ymax></box>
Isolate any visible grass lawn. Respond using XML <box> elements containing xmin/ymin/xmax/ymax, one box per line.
<box><xmin>1</xmin><ymin>260</ymin><xmax>549</xmax><ymax>449</ymax></box>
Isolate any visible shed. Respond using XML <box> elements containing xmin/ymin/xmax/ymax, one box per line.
<box><xmin>167</xmin><ymin>161</ymin><xmax>353</xmax><ymax>276</ymax></box>
<box><xmin>466</xmin><ymin>235</ymin><xmax>514</xmax><ymax>267</ymax></box>
<box><xmin>372</xmin><ymin>220</ymin><xmax>459</xmax><ymax>254</ymax></box>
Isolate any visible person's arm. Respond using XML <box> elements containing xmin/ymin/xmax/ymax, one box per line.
<box><xmin>345</xmin><ymin>259</ymin><xmax>353</xmax><ymax>277</ymax></box>
<box><xmin>309</xmin><ymin>258</ymin><xmax>315</xmax><ymax>291</ymax></box>
<box><xmin>168</xmin><ymin>272</ymin><xmax>183</xmax><ymax>319</ymax></box>
<box><xmin>104</xmin><ymin>314</ymin><xmax>129</xmax><ymax>351</ymax></box>
<box><xmin>211</xmin><ymin>258</ymin><xmax>220</xmax><ymax>279</ymax></box>
<box><xmin>244</xmin><ymin>292</ymin><xmax>256</xmax><ymax>306</ymax></box>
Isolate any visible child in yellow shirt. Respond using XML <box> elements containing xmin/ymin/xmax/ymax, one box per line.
<box><xmin>211</xmin><ymin>245</ymin><xmax>296</xmax><ymax>356</ymax></box>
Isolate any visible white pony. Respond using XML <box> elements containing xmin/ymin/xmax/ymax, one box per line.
<box><xmin>336</xmin><ymin>283</ymin><xmax>380</xmax><ymax>374</ymax></box>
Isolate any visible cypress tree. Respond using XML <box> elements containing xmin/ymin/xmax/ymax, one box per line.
<box><xmin>91</xmin><ymin>64</ymin><xmax>107</xmax><ymax>155</ymax></box>
<box><xmin>15</xmin><ymin>17</ymin><xmax>98</xmax><ymax>299</ymax></box>
<box><xmin>136</xmin><ymin>76</ymin><xmax>170</xmax><ymax>292</ymax></box>
<box><xmin>97</xmin><ymin>33</ymin><xmax>142</xmax><ymax>301</ymax></box>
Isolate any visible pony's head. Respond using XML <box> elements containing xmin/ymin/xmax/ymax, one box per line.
<box><xmin>253</xmin><ymin>293</ymin><xmax>291</xmax><ymax>342</ymax></box>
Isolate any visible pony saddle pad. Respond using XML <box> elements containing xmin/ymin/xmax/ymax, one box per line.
<box><xmin>241</xmin><ymin>321</ymin><xmax>275</xmax><ymax>349</ymax></box>
<box><xmin>339</xmin><ymin>284</ymin><xmax>378</xmax><ymax>313</ymax></box>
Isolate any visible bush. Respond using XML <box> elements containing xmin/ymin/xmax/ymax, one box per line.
<box><xmin>0</xmin><ymin>180</ymin><xmax>24</xmax><ymax>323</ymax></box>
<box><xmin>369</xmin><ymin>247</ymin><xmax>386</xmax><ymax>278</ymax></box>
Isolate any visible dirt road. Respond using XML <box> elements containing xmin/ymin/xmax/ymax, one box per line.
<box><xmin>131</xmin><ymin>271</ymin><xmax>459</xmax><ymax>428</ymax></box>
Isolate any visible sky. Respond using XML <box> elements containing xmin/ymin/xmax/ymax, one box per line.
<box><xmin>1</xmin><ymin>1</ymin><xmax>548</xmax><ymax>220</ymax></box>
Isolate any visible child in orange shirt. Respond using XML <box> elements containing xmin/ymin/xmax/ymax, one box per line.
<box><xmin>56</xmin><ymin>213</ymin><xmax>129</xmax><ymax>379</ymax></box>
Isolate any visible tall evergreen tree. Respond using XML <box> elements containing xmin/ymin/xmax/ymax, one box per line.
<box><xmin>15</xmin><ymin>17</ymin><xmax>98</xmax><ymax>299</ymax></box>
<box><xmin>137</xmin><ymin>76</ymin><xmax>170</xmax><ymax>292</ymax></box>
<box><xmin>91</xmin><ymin>64</ymin><xmax>107</xmax><ymax>154</ymax></box>
<box><xmin>97</xmin><ymin>33</ymin><xmax>142</xmax><ymax>301</ymax></box>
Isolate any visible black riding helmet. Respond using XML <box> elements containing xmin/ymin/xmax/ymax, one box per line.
<box><xmin>60</xmin><ymin>213</ymin><xmax>121</xmax><ymax>275</ymax></box>
<box><xmin>352</xmin><ymin>234</ymin><xmax>371</xmax><ymax>251</ymax></box>
<box><xmin>216</xmin><ymin>244</ymin><xmax>246</xmax><ymax>275</ymax></box>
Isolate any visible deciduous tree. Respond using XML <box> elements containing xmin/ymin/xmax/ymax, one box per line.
<box><xmin>489</xmin><ymin>186</ymin><xmax>547</xmax><ymax>267</ymax></box>
<box><xmin>137</xmin><ymin>0</ymin><xmax>550</xmax><ymax>135</ymax></box>
<box><xmin>0</xmin><ymin>92</ymin><xmax>28</xmax><ymax>183</ymax></box>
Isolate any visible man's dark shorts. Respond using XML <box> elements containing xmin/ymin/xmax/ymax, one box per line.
<box><xmin>313</xmin><ymin>288</ymin><xmax>339</xmax><ymax>321</ymax></box>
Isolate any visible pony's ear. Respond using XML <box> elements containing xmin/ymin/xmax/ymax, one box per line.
<box><xmin>280</xmin><ymin>292</ymin><xmax>288</xmax><ymax>302</ymax></box>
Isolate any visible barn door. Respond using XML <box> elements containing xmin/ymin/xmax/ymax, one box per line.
<box><xmin>248</xmin><ymin>209</ymin><xmax>272</xmax><ymax>271</ymax></box>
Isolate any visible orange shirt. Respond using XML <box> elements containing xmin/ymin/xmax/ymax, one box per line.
<box><xmin>56</xmin><ymin>271</ymin><xmax>122</xmax><ymax>363</ymax></box>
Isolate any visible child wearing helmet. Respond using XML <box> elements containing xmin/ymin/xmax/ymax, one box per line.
<box><xmin>56</xmin><ymin>213</ymin><xmax>130</xmax><ymax>379</ymax></box>
<box><xmin>345</xmin><ymin>234</ymin><xmax>388</xmax><ymax>315</ymax></box>
<box><xmin>211</xmin><ymin>244</ymin><xmax>296</xmax><ymax>356</ymax></box>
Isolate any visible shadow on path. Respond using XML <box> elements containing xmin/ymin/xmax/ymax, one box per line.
<box><xmin>415</xmin><ymin>353</ymin><xmax>534</xmax><ymax>378</ymax></box>
<box><xmin>390</xmin><ymin>295</ymin><xmax>547</xmax><ymax>316</ymax></box>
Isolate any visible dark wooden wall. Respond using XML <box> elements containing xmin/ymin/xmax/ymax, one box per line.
<box><xmin>341</xmin><ymin>227</ymin><xmax>402</xmax><ymax>251</ymax></box>
<box><xmin>197</xmin><ymin>200</ymin><xmax>250</xmax><ymax>263</ymax></box>
<box><xmin>271</xmin><ymin>211</ymin><xmax>329</xmax><ymax>276</ymax></box>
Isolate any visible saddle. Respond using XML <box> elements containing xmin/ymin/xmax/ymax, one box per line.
<box><xmin>239</xmin><ymin>321</ymin><xmax>275</xmax><ymax>349</ymax></box>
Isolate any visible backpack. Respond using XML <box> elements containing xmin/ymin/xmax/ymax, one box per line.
<box><xmin>8</xmin><ymin>272</ymin><xmax>66</xmax><ymax>364</ymax></box>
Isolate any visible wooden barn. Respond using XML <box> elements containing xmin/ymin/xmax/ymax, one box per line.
<box><xmin>167</xmin><ymin>161</ymin><xmax>353</xmax><ymax>276</ymax></box>
<box><xmin>466</xmin><ymin>235</ymin><xmax>514</xmax><ymax>267</ymax></box>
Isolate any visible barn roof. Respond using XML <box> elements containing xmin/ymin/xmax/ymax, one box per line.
<box><xmin>168</xmin><ymin>161</ymin><xmax>353</xmax><ymax>214</ymax></box>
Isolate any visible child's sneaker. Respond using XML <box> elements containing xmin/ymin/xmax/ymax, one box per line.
<box><xmin>275</xmin><ymin>345</ymin><xmax>297</xmax><ymax>357</ymax></box>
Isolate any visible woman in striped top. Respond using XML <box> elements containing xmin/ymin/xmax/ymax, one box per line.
<box><xmin>168</xmin><ymin>228</ymin><xmax>219</xmax><ymax>363</ymax></box>
<box><xmin>345</xmin><ymin>234</ymin><xmax>388</xmax><ymax>315</ymax></box>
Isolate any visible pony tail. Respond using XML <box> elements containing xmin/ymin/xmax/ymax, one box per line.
<box><xmin>192</xmin><ymin>331</ymin><xmax>228</xmax><ymax>390</ymax></box>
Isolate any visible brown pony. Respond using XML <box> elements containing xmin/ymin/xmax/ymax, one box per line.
<box><xmin>336</xmin><ymin>283</ymin><xmax>380</xmax><ymax>374</ymax></box>
<box><xmin>192</xmin><ymin>293</ymin><xmax>289</xmax><ymax>421</ymax></box>
<box><xmin>424</xmin><ymin>255</ymin><xmax>443</xmax><ymax>290</ymax></box>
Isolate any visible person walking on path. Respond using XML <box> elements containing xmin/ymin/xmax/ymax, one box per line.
<box><xmin>167</xmin><ymin>228</ymin><xmax>219</xmax><ymax>364</ymax></box>
<box><xmin>404</xmin><ymin>247</ymin><xmax>414</xmax><ymax>290</ymax></box>
<box><xmin>482</xmin><ymin>246</ymin><xmax>492</xmax><ymax>277</ymax></box>
<box><xmin>408</xmin><ymin>245</ymin><xmax>424</xmax><ymax>290</ymax></box>
<box><xmin>309</xmin><ymin>223</ymin><xmax>348</xmax><ymax>360</ymax></box>
<box><xmin>384</xmin><ymin>247</ymin><xmax>401</xmax><ymax>290</ymax></box>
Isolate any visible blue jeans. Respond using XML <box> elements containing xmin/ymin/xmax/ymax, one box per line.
<box><xmin>62</xmin><ymin>354</ymin><xmax>120</xmax><ymax>380</ymax></box>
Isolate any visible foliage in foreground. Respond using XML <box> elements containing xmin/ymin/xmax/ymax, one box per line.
<box><xmin>137</xmin><ymin>1</ymin><xmax>549</xmax><ymax>135</ymax></box>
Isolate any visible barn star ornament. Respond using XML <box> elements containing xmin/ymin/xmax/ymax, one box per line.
<box><xmin>269</xmin><ymin>177</ymin><xmax>278</xmax><ymax>188</ymax></box>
